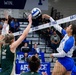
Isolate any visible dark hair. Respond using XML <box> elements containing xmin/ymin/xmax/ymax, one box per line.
<box><xmin>28</xmin><ymin>55</ymin><xmax>40</xmax><ymax>72</ymax></box>
<box><xmin>71</xmin><ymin>24</ymin><xmax>76</xmax><ymax>35</ymax></box>
<box><xmin>4</xmin><ymin>18</ymin><xmax>8</xmax><ymax>21</ymax></box>
<box><xmin>4</xmin><ymin>34</ymin><xmax>14</xmax><ymax>45</ymax></box>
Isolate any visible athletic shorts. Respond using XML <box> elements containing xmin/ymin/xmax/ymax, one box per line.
<box><xmin>58</xmin><ymin>57</ymin><xmax>74</xmax><ymax>71</ymax></box>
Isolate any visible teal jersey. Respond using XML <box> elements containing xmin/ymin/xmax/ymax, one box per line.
<box><xmin>0</xmin><ymin>44</ymin><xmax>14</xmax><ymax>75</ymax></box>
<box><xmin>21</xmin><ymin>71</ymin><xmax>41</xmax><ymax>75</ymax></box>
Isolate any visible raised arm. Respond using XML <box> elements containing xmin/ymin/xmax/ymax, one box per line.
<box><xmin>51</xmin><ymin>37</ymin><xmax>74</xmax><ymax>58</ymax></box>
<box><xmin>42</xmin><ymin>14</ymin><xmax>66</xmax><ymax>36</ymax></box>
<box><xmin>4</xmin><ymin>11</ymin><xmax>9</xmax><ymax>20</ymax></box>
<box><xmin>10</xmin><ymin>14</ymin><xmax>32</xmax><ymax>52</ymax></box>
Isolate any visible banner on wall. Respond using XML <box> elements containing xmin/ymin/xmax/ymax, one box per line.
<box><xmin>0</xmin><ymin>0</ymin><xmax>48</xmax><ymax>10</ymax></box>
<box><xmin>0</xmin><ymin>0</ymin><xmax>27</xmax><ymax>9</ymax></box>
<box><xmin>16</xmin><ymin>61</ymin><xmax>51</xmax><ymax>75</ymax></box>
<box><xmin>16</xmin><ymin>52</ymin><xmax>45</xmax><ymax>62</ymax></box>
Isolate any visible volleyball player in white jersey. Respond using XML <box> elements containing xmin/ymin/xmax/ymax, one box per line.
<box><xmin>1</xmin><ymin>19</ymin><xmax>9</xmax><ymax>36</ymax></box>
<box><xmin>42</xmin><ymin>14</ymin><xmax>76</xmax><ymax>75</ymax></box>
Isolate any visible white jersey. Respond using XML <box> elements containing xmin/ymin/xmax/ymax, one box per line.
<box><xmin>57</xmin><ymin>31</ymin><xmax>75</xmax><ymax>57</ymax></box>
<box><xmin>50</xmin><ymin>17</ymin><xmax>75</xmax><ymax>58</ymax></box>
<box><xmin>1</xmin><ymin>23</ymin><xmax>9</xmax><ymax>36</ymax></box>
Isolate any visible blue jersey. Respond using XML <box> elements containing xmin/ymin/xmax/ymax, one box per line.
<box><xmin>50</xmin><ymin>17</ymin><xmax>75</xmax><ymax>71</ymax></box>
<box><xmin>57</xmin><ymin>29</ymin><xmax>75</xmax><ymax>57</ymax></box>
<box><xmin>50</xmin><ymin>17</ymin><xmax>75</xmax><ymax>57</ymax></box>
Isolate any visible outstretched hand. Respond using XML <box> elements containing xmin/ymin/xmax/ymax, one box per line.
<box><xmin>28</xmin><ymin>14</ymin><xmax>32</xmax><ymax>24</ymax></box>
<box><xmin>42</xmin><ymin>14</ymin><xmax>50</xmax><ymax>19</ymax></box>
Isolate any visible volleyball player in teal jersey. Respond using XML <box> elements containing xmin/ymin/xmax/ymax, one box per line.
<box><xmin>0</xmin><ymin>14</ymin><xmax>32</xmax><ymax>75</ymax></box>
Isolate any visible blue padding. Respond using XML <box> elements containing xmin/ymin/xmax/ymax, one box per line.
<box><xmin>15</xmin><ymin>60</ymin><xmax>51</xmax><ymax>75</ymax></box>
<box><xmin>16</xmin><ymin>52</ymin><xmax>45</xmax><ymax>62</ymax></box>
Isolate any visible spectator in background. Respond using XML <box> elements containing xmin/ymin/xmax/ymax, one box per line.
<box><xmin>21</xmin><ymin>42</ymin><xmax>30</xmax><ymax>51</ymax></box>
<box><xmin>8</xmin><ymin>15</ymin><xmax>12</xmax><ymax>24</ymax></box>
<box><xmin>33</xmin><ymin>43</ymin><xmax>41</xmax><ymax>54</ymax></box>
<box><xmin>30</xmin><ymin>43</ymin><xmax>41</xmax><ymax>57</ymax></box>
<box><xmin>50</xmin><ymin>26</ymin><xmax>55</xmax><ymax>35</ymax></box>
<box><xmin>45</xmin><ymin>28</ymin><xmax>51</xmax><ymax>46</ymax></box>
<box><xmin>10</xmin><ymin>17</ymin><xmax>15</xmax><ymax>33</ymax></box>
<box><xmin>14</xmin><ymin>19</ymin><xmax>20</xmax><ymax>32</ymax></box>
<box><xmin>50</xmin><ymin>30</ymin><xmax>60</xmax><ymax>53</ymax></box>
<box><xmin>21</xmin><ymin>42</ymin><xmax>30</xmax><ymax>62</ymax></box>
<box><xmin>40</xmin><ymin>29</ymin><xmax>47</xmax><ymax>39</ymax></box>
<box><xmin>0</xmin><ymin>19</ymin><xmax>4</xmax><ymax>26</ymax></box>
<box><xmin>21</xmin><ymin>42</ymin><xmax>42</xmax><ymax>62</ymax></box>
<box><xmin>30</xmin><ymin>43</ymin><xmax>45</xmax><ymax>62</ymax></box>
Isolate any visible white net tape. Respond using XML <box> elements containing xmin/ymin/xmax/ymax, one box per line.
<box><xmin>13</xmin><ymin>14</ymin><xmax>76</xmax><ymax>36</ymax></box>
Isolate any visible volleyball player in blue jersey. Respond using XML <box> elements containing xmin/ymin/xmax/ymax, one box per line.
<box><xmin>42</xmin><ymin>14</ymin><xmax>76</xmax><ymax>75</ymax></box>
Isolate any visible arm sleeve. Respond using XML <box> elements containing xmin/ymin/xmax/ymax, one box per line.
<box><xmin>63</xmin><ymin>37</ymin><xmax>74</xmax><ymax>53</ymax></box>
<box><xmin>52</xmin><ymin>37</ymin><xmax>74</xmax><ymax>57</ymax></box>
<box><xmin>50</xmin><ymin>17</ymin><xmax>66</xmax><ymax>36</ymax></box>
<box><xmin>52</xmin><ymin>50</ymin><xmax>67</xmax><ymax>57</ymax></box>
<box><xmin>6</xmin><ymin>25</ymin><xmax>9</xmax><ymax>34</ymax></box>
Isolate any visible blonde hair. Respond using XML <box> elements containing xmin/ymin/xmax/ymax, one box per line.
<box><xmin>3</xmin><ymin>34</ymin><xmax>14</xmax><ymax>45</ymax></box>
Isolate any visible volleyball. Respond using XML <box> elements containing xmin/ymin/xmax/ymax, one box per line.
<box><xmin>31</xmin><ymin>8</ymin><xmax>42</xmax><ymax>19</ymax></box>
